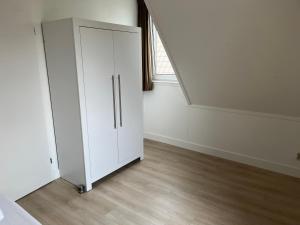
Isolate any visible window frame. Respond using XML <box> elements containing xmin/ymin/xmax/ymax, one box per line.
<box><xmin>150</xmin><ymin>18</ymin><xmax>177</xmax><ymax>82</ymax></box>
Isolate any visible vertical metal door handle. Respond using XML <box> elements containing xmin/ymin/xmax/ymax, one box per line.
<box><xmin>112</xmin><ymin>75</ymin><xmax>117</xmax><ymax>129</ymax></box>
<box><xmin>118</xmin><ymin>74</ymin><xmax>123</xmax><ymax>127</ymax></box>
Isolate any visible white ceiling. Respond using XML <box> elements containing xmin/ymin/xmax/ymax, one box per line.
<box><xmin>145</xmin><ymin>0</ymin><xmax>300</xmax><ymax>117</ymax></box>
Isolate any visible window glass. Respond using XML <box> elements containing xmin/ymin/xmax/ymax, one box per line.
<box><xmin>150</xmin><ymin>19</ymin><xmax>177</xmax><ymax>81</ymax></box>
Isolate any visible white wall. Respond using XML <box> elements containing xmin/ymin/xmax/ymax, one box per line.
<box><xmin>0</xmin><ymin>0</ymin><xmax>59</xmax><ymax>201</ymax></box>
<box><xmin>144</xmin><ymin>83</ymin><xmax>300</xmax><ymax>177</ymax></box>
<box><xmin>146</xmin><ymin>0</ymin><xmax>300</xmax><ymax>117</ymax></box>
<box><xmin>42</xmin><ymin>0</ymin><xmax>137</xmax><ymax>25</ymax></box>
<box><xmin>0</xmin><ymin>0</ymin><xmax>137</xmax><ymax>200</ymax></box>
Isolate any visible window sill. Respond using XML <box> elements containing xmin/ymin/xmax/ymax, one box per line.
<box><xmin>153</xmin><ymin>79</ymin><xmax>180</xmax><ymax>86</ymax></box>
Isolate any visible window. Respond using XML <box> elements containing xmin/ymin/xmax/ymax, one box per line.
<box><xmin>150</xmin><ymin>19</ymin><xmax>177</xmax><ymax>82</ymax></box>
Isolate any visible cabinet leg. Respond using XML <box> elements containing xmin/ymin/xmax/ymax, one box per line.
<box><xmin>85</xmin><ymin>182</ymin><xmax>92</xmax><ymax>192</ymax></box>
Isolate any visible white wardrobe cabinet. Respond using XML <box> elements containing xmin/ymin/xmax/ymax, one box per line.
<box><xmin>42</xmin><ymin>18</ymin><xmax>143</xmax><ymax>192</ymax></box>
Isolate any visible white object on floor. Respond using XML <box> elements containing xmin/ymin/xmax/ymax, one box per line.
<box><xmin>0</xmin><ymin>195</ymin><xmax>40</xmax><ymax>225</ymax></box>
<box><xmin>0</xmin><ymin>208</ymin><xmax>3</xmax><ymax>221</ymax></box>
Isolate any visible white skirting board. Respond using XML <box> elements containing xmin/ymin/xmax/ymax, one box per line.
<box><xmin>144</xmin><ymin>133</ymin><xmax>300</xmax><ymax>178</ymax></box>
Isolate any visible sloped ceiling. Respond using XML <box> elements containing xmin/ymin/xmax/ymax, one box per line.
<box><xmin>145</xmin><ymin>0</ymin><xmax>300</xmax><ymax>117</ymax></box>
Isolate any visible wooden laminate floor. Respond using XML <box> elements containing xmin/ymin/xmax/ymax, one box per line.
<box><xmin>18</xmin><ymin>140</ymin><xmax>300</xmax><ymax>225</ymax></box>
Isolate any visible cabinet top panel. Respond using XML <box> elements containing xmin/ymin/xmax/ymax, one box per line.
<box><xmin>43</xmin><ymin>18</ymin><xmax>141</xmax><ymax>34</ymax></box>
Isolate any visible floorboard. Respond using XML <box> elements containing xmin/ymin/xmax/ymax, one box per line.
<box><xmin>18</xmin><ymin>140</ymin><xmax>300</xmax><ymax>225</ymax></box>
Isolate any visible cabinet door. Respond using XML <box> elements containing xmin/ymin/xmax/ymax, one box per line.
<box><xmin>113</xmin><ymin>31</ymin><xmax>143</xmax><ymax>164</ymax></box>
<box><xmin>80</xmin><ymin>27</ymin><xmax>118</xmax><ymax>181</ymax></box>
